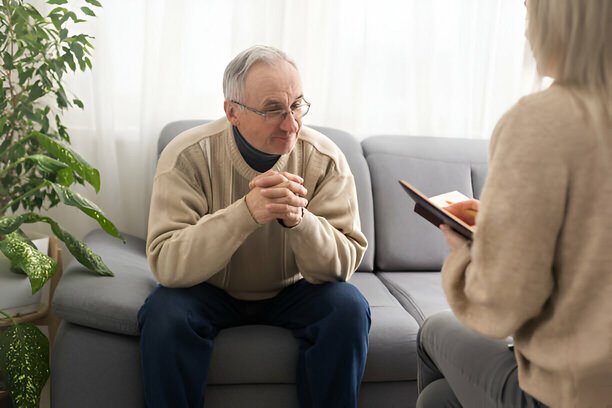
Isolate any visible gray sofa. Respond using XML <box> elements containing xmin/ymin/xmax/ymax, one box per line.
<box><xmin>51</xmin><ymin>121</ymin><xmax>489</xmax><ymax>407</ymax></box>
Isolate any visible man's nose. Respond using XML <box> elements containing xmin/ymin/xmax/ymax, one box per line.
<box><xmin>279</xmin><ymin>110</ymin><xmax>299</xmax><ymax>132</ymax></box>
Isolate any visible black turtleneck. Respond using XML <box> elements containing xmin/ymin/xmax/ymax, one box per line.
<box><xmin>233</xmin><ymin>127</ymin><xmax>281</xmax><ymax>173</ymax></box>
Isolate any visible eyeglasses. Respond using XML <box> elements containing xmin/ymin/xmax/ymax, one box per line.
<box><xmin>231</xmin><ymin>99</ymin><xmax>311</xmax><ymax>124</ymax></box>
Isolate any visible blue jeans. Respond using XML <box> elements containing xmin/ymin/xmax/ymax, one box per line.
<box><xmin>138</xmin><ymin>279</ymin><xmax>371</xmax><ymax>408</ymax></box>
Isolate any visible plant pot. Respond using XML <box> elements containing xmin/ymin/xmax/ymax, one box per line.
<box><xmin>0</xmin><ymin>234</ymin><xmax>51</xmax><ymax>317</ymax></box>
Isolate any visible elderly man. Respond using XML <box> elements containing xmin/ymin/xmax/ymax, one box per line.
<box><xmin>138</xmin><ymin>45</ymin><xmax>370</xmax><ymax>408</ymax></box>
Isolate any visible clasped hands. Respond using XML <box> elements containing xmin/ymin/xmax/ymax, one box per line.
<box><xmin>245</xmin><ymin>170</ymin><xmax>307</xmax><ymax>228</ymax></box>
<box><xmin>440</xmin><ymin>199</ymin><xmax>480</xmax><ymax>251</ymax></box>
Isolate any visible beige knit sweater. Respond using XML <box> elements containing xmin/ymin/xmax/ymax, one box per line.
<box><xmin>146</xmin><ymin>118</ymin><xmax>367</xmax><ymax>300</ymax></box>
<box><xmin>442</xmin><ymin>85</ymin><xmax>612</xmax><ymax>407</ymax></box>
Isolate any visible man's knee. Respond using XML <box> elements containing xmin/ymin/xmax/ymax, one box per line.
<box><xmin>138</xmin><ymin>286</ymin><xmax>195</xmax><ymax>337</ymax></box>
<box><xmin>322</xmin><ymin>282</ymin><xmax>371</xmax><ymax>334</ymax></box>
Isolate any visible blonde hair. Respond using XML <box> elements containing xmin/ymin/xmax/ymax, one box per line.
<box><xmin>527</xmin><ymin>0</ymin><xmax>612</xmax><ymax>133</ymax></box>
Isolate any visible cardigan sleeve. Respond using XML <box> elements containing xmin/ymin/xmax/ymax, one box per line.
<box><xmin>146</xmin><ymin>168</ymin><xmax>261</xmax><ymax>288</ymax></box>
<box><xmin>285</xmin><ymin>155</ymin><xmax>367</xmax><ymax>284</ymax></box>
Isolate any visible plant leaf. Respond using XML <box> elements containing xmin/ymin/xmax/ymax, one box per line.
<box><xmin>28</xmin><ymin>83</ymin><xmax>45</xmax><ymax>102</ymax></box>
<box><xmin>47</xmin><ymin>0</ymin><xmax>68</xmax><ymax>5</ymax></box>
<box><xmin>80</xmin><ymin>6</ymin><xmax>95</xmax><ymax>17</ymax></box>
<box><xmin>0</xmin><ymin>214</ymin><xmax>116</xmax><ymax>276</ymax></box>
<box><xmin>49</xmin><ymin>222</ymin><xmax>114</xmax><ymax>276</ymax></box>
<box><xmin>0</xmin><ymin>232</ymin><xmax>57</xmax><ymax>294</ymax></box>
<box><xmin>27</xmin><ymin>154</ymin><xmax>70</xmax><ymax>174</ymax></box>
<box><xmin>33</xmin><ymin>131</ymin><xmax>100</xmax><ymax>191</ymax></box>
<box><xmin>48</xmin><ymin>182</ymin><xmax>125</xmax><ymax>242</ymax></box>
<box><xmin>56</xmin><ymin>167</ymin><xmax>74</xmax><ymax>185</ymax></box>
<box><xmin>0</xmin><ymin>323</ymin><xmax>50</xmax><ymax>408</ymax></box>
<box><xmin>85</xmin><ymin>0</ymin><xmax>102</xmax><ymax>7</ymax></box>
<box><xmin>0</xmin><ymin>214</ymin><xmax>42</xmax><ymax>235</ymax></box>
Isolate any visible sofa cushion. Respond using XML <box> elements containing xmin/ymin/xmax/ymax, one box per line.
<box><xmin>159</xmin><ymin>120</ymin><xmax>375</xmax><ymax>272</ymax></box>
<box><xmin>376</xmin><ymin>272</ymin><xmax>450</xmax><ymax>326</ymax></box>
<box><xmin>53</xmin><ymin>229</ymin><xmax>155</xmax><ymax>336</ymax></box>
<box><xmin>351</xmin><ymin>272</ymin><xmax>419</xmax><ymax>382</ymax></box>
<box><xmin>362</xmin><ymin>136</ymin><xmax>488</xmax><ymax>271</ymax></box>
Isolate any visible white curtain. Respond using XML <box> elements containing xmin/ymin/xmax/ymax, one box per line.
<box><xmin>34</xmin><ymin>0</ymin><xmax>542</xmax><ymax>240</ymax></box>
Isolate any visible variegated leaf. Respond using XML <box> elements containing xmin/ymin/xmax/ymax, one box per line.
<box><xmin>47</xmin><ymin>182</ymin><xmax>125</xmax><ymax>242</ymax></box>
<box><xmin>0</xmin><ymin>213</ymin><xmax>44</xmax><ymax>235</ymax></box>
<box><xmin>0</xmin><ymin>232</ymin><xmax>57</xmax><ymax>294</ymax></box>
<box><xmin>33</xmin><ymin>131</ymin><xmax>100</xmax><ymax>191</ymax></box>
<box><xmin>26</xmin><ymin>154</ymin><xmax>69</xmax><ymax>174</ymax></box>
<box><xmin>0</xmin><ymin>214</ymin><xmax>115</xmax><ymax>276</ymax></box>
<box><xmin>56</xmin><ymin>167</ymin><xmax>74</xmax><ymax>186</ymax></box>
<box><xmin>49</xmin><ymin>222</ymin><xmax>113</xmax><ymax>276</ymax></box>
<box><xmin>0</xmin><ymin>323</ymin><xmax>49</xmax><ymax>408</ymax></box>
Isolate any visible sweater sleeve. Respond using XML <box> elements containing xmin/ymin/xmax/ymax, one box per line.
<box><xmin>442</xmin><ymin>105</ymin><xmax>566</xmax><ymax>338</ymax></box>
<box><xmin>285</xmin><ymin>156</ymin><xmax>367</xmax><ymax>284</ymax></box>
<box><xmin>146</xmin><ymin>168</ymin><xmax>261</xmax><ymax>288</ymax></box>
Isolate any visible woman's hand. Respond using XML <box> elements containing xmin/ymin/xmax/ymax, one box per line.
<box><xmin>440</xmin><ymin>224</ymin><xmax>468</xmax><ymax>251</ymax></box>
<box><xmin>443</xmin><ymin>199</ymin><xmax>480</xmax><ymax>226</ymax></box>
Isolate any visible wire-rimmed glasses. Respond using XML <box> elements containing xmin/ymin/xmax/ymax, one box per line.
<box><xmin>230</xmin><ymin>99</ymin><xmax>311</xmax><ymax>124</ymax></box>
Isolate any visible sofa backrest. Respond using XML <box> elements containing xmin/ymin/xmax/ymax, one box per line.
<box><xmin>159</xmin><ymin>120</ymin><xmax>209</xmax><ymax>157</ymax></box>
<box><xmin>362</xmin><ymin>135</ymin><xmax>489</xmax><ymax>272</ymax></box>
<box><xmin>158</xmin><ymin>121</ymin><xmax>375</xmax><ymax>272</ymax></box>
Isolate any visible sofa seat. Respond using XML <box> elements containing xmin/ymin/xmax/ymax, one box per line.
<box><xmin>376</xmin><ymin>272</ymin><xmax>449</xmax><ymax>326</ymax></box>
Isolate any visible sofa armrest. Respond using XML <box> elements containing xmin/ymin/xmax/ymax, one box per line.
<box><xmin>53</xmin><ymin>229</ymin><xmax>156</xmax><ymax>336</ymax></box>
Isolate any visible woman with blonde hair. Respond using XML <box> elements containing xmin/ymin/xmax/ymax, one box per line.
<box><xmin>417</xmin><ymin>0</ymin><xmax>612</xmax><ymax>406</ymax></box>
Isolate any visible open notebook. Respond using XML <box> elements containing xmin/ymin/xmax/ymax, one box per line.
<box><xmin>399</xmin><ymin>180</ymin><xmax>474</xmax><ymax>240</ymax></box>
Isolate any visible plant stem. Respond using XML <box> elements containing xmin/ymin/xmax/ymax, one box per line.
<box><xmin>0</xmin><ymin>156</ymin><xmax>26</xmax><ymax>178</ymax></box>
<box><xmin>0</xmin><ymin>309</ymin><xmax>17</xmax><ymax>325</ymax></box>
<box><xmin>0</xmin><ymin>181</ymin><xmax>48</xmax><ymax>214</ymax></box>
<box><xmin>1</xmin><ymin>0</ymin><xmax>18</xmax><ymax>145</ymax></box>
<box><xmin>0</xmin><ymin>132</ymin><xmax>34</xmax><ymax>159</ymax></box>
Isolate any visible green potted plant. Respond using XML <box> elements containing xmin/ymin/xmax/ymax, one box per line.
<box><xmin>0</xmin><ymin>0</ymin><xmax>123</xmax><ymax>406</ymax></box>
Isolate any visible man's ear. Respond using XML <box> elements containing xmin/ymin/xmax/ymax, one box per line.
<box><xmin>224</xmin><ymin>100</ymin><xmax>240</xmax><ymax>126</ymax></box>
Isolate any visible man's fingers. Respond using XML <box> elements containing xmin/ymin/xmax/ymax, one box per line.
<box><xmin>279</xmin><ymin>172</ymin><xmax>304</xmax><ymax>185</ymax></box>
<box><xmin>251</xmin><ymin>172</ymin><xmax>304</xmax><ymax>189</ymax></box>
<box><xmin>252</xmin><ymin>173</ymin><xmax>289</xmax><ymax>188</ymax></box>
<box><xmin>267</xmin><ymin>194</ymin><xmax>306</xmax><ymax>207</ymax></box>
<box><xmin>249</xmin><ymin>170</ymin><xmax>278</xmax><ymax>189</ymax></box>
<box><xmin>266</xmin><ymin>203</ymin><xmax>305</xmax><ymax>216</ymax></box>
<box><xmin>260</xmin><ymin>183</ymin><xmax>307</xmax><ymax>198</ymax></box>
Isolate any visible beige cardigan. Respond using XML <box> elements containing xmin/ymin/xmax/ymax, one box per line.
<box><xmin>146</xmin><ymin>118</ymin><xmax>367</xmax><ymax>300</ymax></box>
<box><xmin>442</xmin><ymin>85</ymin><xmax>612</xmax><ymax>407</ymax></box>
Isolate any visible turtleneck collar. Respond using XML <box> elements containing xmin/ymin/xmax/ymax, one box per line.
<box><xmin>233</xmin><ymin>126</ymin><xmax>280</xmax><ymax>173</ymax></box>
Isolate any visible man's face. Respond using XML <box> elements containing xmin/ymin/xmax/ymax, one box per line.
<box><xmin>226</xmin><ymin>60</ymin><xmax>304</xmax><ymax>155</ymax></box>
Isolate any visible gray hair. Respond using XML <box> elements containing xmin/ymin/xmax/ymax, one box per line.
<box><xmin>527</xmin><ymin>0</ymin><xmax>612</xmax><ymax>132</ymax></box>
<box><xmin>223</xmin><ymin>45</ymin><xmax>298</xmax><ymax>102</ymax></box>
